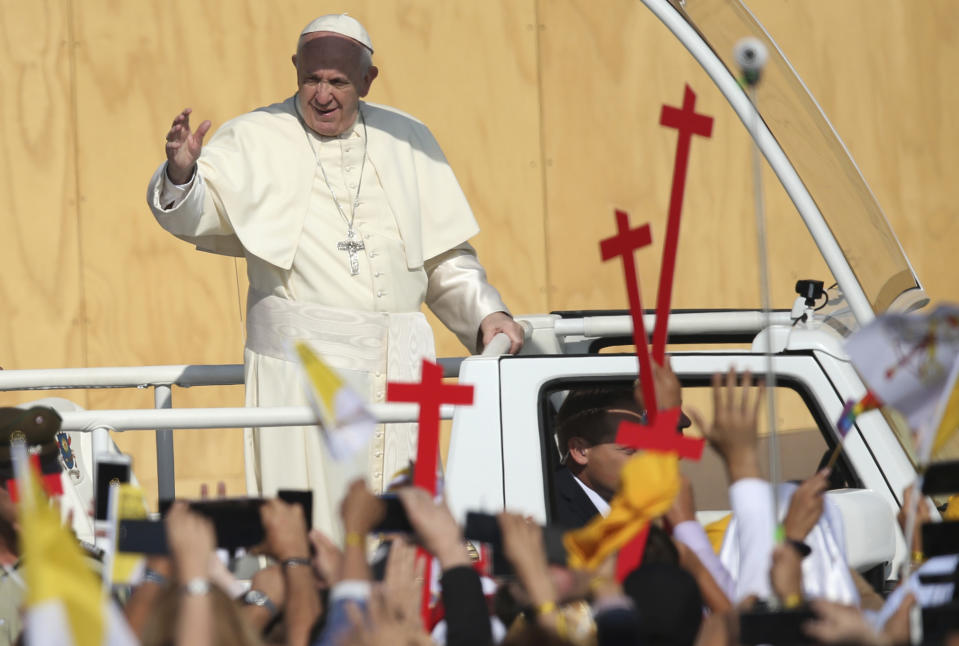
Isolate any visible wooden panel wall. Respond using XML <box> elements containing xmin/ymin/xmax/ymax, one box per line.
<box><xmin>1</xmin><ymin>0</ymin><xmax>957</xmax><ymax>505</ymax></box>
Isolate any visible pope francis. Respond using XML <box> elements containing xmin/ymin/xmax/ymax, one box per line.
<box><xmin>146</xmin><ymin>14</ymin><xmax>524</xmax><ymax>538</ymax></box>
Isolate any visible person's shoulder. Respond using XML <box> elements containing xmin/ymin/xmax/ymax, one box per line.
<box><xmin>362</xmin><ymin>101</ymin><xmax>433</xmax><ymax>136</ymax></box>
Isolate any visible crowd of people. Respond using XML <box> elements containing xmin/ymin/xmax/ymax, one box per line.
<box><xmin>1</xmin><ymin>364</ymin><xmax>955</xmax><ymax>646</ymax></box>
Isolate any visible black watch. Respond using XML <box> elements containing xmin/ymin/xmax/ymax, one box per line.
<box><xmin>786</xmin><ymin>538</ymin><xmax>812</xmax><ymax>558</ymax></box>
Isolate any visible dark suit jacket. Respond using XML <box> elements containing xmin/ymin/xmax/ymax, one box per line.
<box><xmin>551</xmin><ymin>466</ymin><xmax>602</xmax><ymax>529</ymax></box>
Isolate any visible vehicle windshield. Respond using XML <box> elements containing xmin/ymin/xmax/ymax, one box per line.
<box><xmin>666</xmin><ymin>0</ymin><xmax>924</xmax><ymax>325</ymax></box>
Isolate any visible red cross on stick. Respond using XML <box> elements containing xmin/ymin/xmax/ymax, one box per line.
<box><xmin>386</xmin><ymin>358</ymin><xmax>474</xmax><ymax>627</ymax></box>
<box><xmin>651</xmin><ymin>84</ymin><xmax>714</xmax><ymax>364</ymax></box>
<box><xmin>600</xmin><ymin>211</ymin><xmax>659</xmax><ymax>422</ymax></box>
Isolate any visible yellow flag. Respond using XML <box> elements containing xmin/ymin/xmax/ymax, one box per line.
<box><xmin>564</xmin><ymin>451</ymin><xmax>679</xmax><ymax>570</ymax></box>
<box><xmin>295</xmin><ymin>341</ymin><xmax>376</xmax><ymax>460</ymax></box>
<box><xmin>111</xmin><ymin>484</ymin><xmax>148</xmax><ymax>584</ymax></box>
<box><xmin>19</xmin><ymin>457</ymin><xmax>103</xmax><ymax>646</ymax></box>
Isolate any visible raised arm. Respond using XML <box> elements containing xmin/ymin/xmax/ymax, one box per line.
<box><xmin>164</xmin><ymin>108</ymin><xmax>211</xmax><ymax>184</ymax></box>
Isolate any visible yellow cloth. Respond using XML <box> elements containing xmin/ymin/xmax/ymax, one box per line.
<box><xmin>705</xmin><ymin>513</ymin><xmax>733</xmax><ymax>554</ymax></box>
<box><xmin>943</xmin><ymin>494</ymin><xmax>959</xmax><ymax>521</ymax></box>
<box><xmin>564</xmin><ymin>452</ymin><xmax>679</xmax><ymax>570</ymax></box>
<box><xmin>21</xmin><ymin>465</ymin><xmax>103</xmax><ymax>646</ymax></box>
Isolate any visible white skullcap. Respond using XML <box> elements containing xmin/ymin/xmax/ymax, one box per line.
<box><xmin>300</xmin><ymin>13</ymin><xmax>373</xmax><ymax>54</ymax></box>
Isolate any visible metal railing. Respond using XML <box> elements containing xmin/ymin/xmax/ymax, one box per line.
<box><xmin>0</xmin><ymin>345</ymin><xmax>487</xmax><ymax>502</ymax></box>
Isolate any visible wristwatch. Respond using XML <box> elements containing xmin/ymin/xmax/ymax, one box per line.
<box><xmin>242</xmin><ymin>589</ymin><xmax>279</xmax><ymax>619</ymax></box>
<box><xmin>786</xmin><ymin>538</ymin><xmax>812</xmax><ymax>558</ymax></box>
<box><xmin>182</xmin><ymin>577</ymin><xmax>210</xmax><ymax>596</ymax></box>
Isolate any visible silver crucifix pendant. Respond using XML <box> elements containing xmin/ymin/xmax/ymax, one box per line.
<box><xmin>337</xmin><ymin>229</ymin><xmax>365</xmax><ymax>276</ymax></box>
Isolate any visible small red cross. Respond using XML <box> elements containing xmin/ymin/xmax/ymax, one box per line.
<box><xmin>615</xmin><ymin>408</ymin><xmax>704</xmax><ymax>461</ymax></box>
<box><xmin>387</xmin><ymin>358</ymin><xmax>474</xmax><ymax>625</ymax></box>
<box><xmin>600</xmin><ymin>210</ymin><xmax>660</xmax><ymax>421</ymax></box>
<box><xmin>387</xmin><ymin>359</ymin><xmax>474</xmax><ymax>494</ymax></box>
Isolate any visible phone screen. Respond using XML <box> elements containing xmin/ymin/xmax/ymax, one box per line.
<box><xmin>95</xmin><ymin>460</ymin><xmax>131</xmax><ymax>521</ymax></box>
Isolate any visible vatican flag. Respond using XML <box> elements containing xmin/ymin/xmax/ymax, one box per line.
<box><xmin>12</xmin><ymin>444</ymin><xmax>137</xmax><ymax>646</ymax></box>
<box><xmin>294</xmin><ymin>341</ymin><xmax>376</xmax><ymax>461</ymax></box>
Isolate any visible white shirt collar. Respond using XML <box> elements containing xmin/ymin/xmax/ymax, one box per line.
<box><xmin>573</xmin><ymin>474</ymin><xmax>611</xmax><ymax>516</ymax></box>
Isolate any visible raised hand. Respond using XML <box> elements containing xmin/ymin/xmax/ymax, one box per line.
<box><xmin>784</xmin><ymin>468</ymin><xmax>830</xmax><ymax>542</ymax></box>
<box><xmin>260</xmin><ymin>498</ymin><xmax>311</xmax><ymax>561</ymax></box>
<box><xmin>340</xmin><ymin>479</ymin><xmax>385</xmax><ymax>536</ymax></box>
<box><xmin>309</xmin><ymin>528</ymin><xmax>343</xmax><ymax>589</ymax></box>
<box><xmin>690</xmin><ymin>369</ymin><xmax>764</xmax><ymax>483</ymax></box>
<box><xmin>395</xmin><ymin>486</ymin><xmax>469</xmax><ymax>569</ymax></box>
<box><xmin>650</xmin><ymin>356</ymin><xmax>683</xmax><ymax>410</ymax></box>
<box><xmin>898</xmin><ymin>484</ymin><xmax>931</xmax><ymax>562</ymax></box>
<box><xmin>164</xmin><ymin>501</ymin><xmax>215</xmax><ymax>582</ymax></box>
<box><xmin>164</xmin><ymin>108</ymin><xmax>211</xmax><ymax>184</ymax></box>
<box><xmin>769</xmin><ymin>543</ymin><xmax>803</xmax><ymax>606</ymax></box>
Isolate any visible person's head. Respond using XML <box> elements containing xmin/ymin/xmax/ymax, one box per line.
<box><xmin>141</xmin><ymin>582</ymin><xmax>262</xmax><ymax>646</ymax></box>
<box><xmin>555</xmin><ymin>385</ymin><xmax>644</xmax><ymax>501</ymax></box>
<box><xmin>622</xmin><ymin>562</ymin><xmax>703</xmax><ymax>646</ymax></box>
<box><xmin>292</xmin><ymin>14</ymin><xmax>378</xmax><ymax>137</ymax></box>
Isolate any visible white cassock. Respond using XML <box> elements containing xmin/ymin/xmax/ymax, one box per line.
<box><xmin>147</xmin><ymin>96</ymin><xmax>508</xmax><ymax>539</ymax></box>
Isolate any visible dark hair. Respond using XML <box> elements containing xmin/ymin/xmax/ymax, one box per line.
<box><xmin>622</xmin><ymin>563</ymin><xmax>703</xmax><ymax>646</ymax></box>
<box><xmin>555</xmin><ymin>385</ymin><xmax>643</xmax><ymax>457</ymax></box>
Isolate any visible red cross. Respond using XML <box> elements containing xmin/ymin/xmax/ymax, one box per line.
<box><xmin>600</xmin><ymin>210</ymin><xmax>659</xmax><ymax>421</ymax></box>
<box><xmin>615</xmin><ymin>408</ymin><xmax>704</xmax><ymax>460</ymax></box>
<box><xmin>651</xmin><ymin>85</ymin><xmax>713</xmax><ymax>364</ymax></box>
<box><xmin>387</xmin><ymin>358</ymin><xmax>474</xmax><ymax>625</ymax></box>
<box><xmin>387</xmin><ymin>359</ymin><xmax>474</xmax><ymax>494</ymax></box>
<box><xmin>600</xmin><ymin>85</ymin><xmax>712</xmax><ymax>581</ymax></box>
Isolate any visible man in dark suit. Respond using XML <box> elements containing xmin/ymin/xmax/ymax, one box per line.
<box><xmin>550</xmin><ymin>360</ymin><xmax>687</xmax><ymax>529</ymax></box>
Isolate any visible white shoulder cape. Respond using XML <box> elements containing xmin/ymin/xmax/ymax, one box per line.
<box><xmin>181</xmin><ymin>96</ymin><xmax>479</xmax><ymax>270</ymax></box>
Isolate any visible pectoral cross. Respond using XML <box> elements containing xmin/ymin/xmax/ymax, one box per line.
<box><xmin>337</xmin><ymin>229</ymin><xmax>365</xmax><ymax>276</ymax></box>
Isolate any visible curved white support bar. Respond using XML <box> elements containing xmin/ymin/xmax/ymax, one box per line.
<box><xmin>640</xmin><ymin>0</ymin><xmax>874</xmax><ymax>326</ymax></box>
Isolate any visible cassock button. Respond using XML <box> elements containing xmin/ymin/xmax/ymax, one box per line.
<box><xmin>374</xmin><ymin>271</ymin><xmax>382</xmax><ymax>278</ymax></box>
<box><xmin>376</xmin><ymin>290</ymin><xmax>385</xmax><ymax>298</ymax></box>
<box><xmin>374</xmin><ymin>451</ymin><xmax>383</xmax><ymax>458</ymax></box>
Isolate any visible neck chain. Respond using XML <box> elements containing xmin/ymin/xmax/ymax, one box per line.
<box><xmin>296</xmin><ymin>100</ymin><xmax>370</xmax><ymax>275</ymax></box>
<box><xmin>300</xmin><ymin>106</ymin><xmax>369</xmax><ymax>232</ymax></box>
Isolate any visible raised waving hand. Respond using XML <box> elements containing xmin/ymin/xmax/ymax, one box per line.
<box><xmin>164</xmin><ymin>107</ymin><xmax>211</xmax><ymax>184</ymax></box>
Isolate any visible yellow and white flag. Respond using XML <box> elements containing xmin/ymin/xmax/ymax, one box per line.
<box><xmin>294</xmin><ymin>341</ymin><xmax>376</xmax><ymax>461</ymax></box>
<box><xmin>12</xmin><ymin>445</ymin><xmax>137</xmax><ymax>646</ymax></box>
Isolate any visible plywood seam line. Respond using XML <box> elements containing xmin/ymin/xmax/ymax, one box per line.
<box><xmin>66</xmin><ymin>0</ymin><xmax>89</xmax><ymax>376</ymax></box>
<box><xmin>533</xmin><ymin>0</ymin><xmax>553</xmax><ymax>312</ymax></box>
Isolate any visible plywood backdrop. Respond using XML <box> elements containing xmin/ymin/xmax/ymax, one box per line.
<box><xmin>1</xmin><ymin>0</ymin><xmax>957</xmax><ymax>506</ymax></box>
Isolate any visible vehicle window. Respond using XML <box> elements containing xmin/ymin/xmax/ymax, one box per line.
<box><xmin>679</xmin><ymin>385</ymin><xmax>835</xmax><ymax>511</ymax></box>
<box><xmin>540</xmin><ymin>377</ymin><xmax>854</xmax><ymax>525</ymax></box>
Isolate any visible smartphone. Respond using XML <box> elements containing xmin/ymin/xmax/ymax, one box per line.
<box><xmin>463</xmin><ymin>512</ymin><xmax>569</xmax><ymax>575</ymax></box>
<box><xmin>158</xmin><ymin>490</ymin><xmax>314</xmax><ymax>550</ymax></box>
<box><xmin>95</xmin><ymin>453</ymin><xmax>132</xmax><ymax>521</ymax></box>
<box><xmin>739</xmin><ymin>607</ymin><xmax>816</xmax><ymax>645</ymax></box>
<box><xmin>372</xmin><ymin>494</ymin><xmax>413</xmax><ymax>533</ymax></box>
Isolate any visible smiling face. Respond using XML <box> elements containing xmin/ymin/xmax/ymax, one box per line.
<box><xmin>293</xmin><ymin>34</ymin><xmax>378</xmax><ymax>137</ymax></box>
